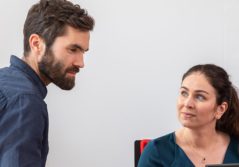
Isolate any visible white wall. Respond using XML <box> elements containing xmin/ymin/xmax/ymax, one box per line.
<box><xmin>1</xmin><ymin>0</ymin><xmax>239</xmax><ymax>167</ymax></box>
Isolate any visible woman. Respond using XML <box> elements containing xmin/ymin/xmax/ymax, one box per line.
<box><xmin>138</xmin><ymin>64</ymin><xmax>239</xmax><ymax>167</ymax></box>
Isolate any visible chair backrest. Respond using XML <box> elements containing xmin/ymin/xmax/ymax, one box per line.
<box><xmin>134</xmin><ymin>139</ymin><xmax>151</xmax><ymax>167</ymax></box>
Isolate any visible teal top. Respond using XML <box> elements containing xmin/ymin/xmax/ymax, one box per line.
<box><xmin>138</xmin><ymin>132</ymin><xmax>239</xmax><ymax>167</ymax></box>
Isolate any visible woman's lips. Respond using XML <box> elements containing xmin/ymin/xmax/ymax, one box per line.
<box><xmin>182</xmin><ymin>112</ymin><xmax>196</xmax><ymax>118</ymax></box>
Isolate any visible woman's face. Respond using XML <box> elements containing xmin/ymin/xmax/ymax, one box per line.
<box><xmin>177</xmin><ymin>72</ymin><xmax>222</xmax><ymax>130</ymax></box>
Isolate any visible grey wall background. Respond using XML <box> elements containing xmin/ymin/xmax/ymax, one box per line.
<box><xmin>1</xmin><ymin>0</ymin><xmax>239</xmax><ymax>167</ymax></box>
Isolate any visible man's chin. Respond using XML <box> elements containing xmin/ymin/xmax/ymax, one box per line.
<box><xmin>57</xmin><ymin>84</ymin><xmax>75</xmax><ymax>90</ymax></box>
<box><xmin>53</xmin><ymin>79</ymin><xmax>75</xmax><ymax>90</ymax></box>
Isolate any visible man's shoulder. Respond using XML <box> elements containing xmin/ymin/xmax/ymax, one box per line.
<box><xmin>0</xmin><ymin>67</ymin><xmax>38</xmax><ymax>97</ymax></box>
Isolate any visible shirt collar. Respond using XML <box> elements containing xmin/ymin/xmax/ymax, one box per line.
<box><xmin>10</xmin><ymin>55</ymin><xmax>47</xmax><ymax>99</ymax></box>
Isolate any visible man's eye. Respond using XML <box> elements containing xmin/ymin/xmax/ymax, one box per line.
<box><xmin>69</xmin><ymin>48</ymin><xmax>77</xmax><ymax>52</ymax></box>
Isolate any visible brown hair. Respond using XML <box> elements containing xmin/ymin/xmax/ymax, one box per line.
<box><xmin>23</xmin><ymin>0</ymin><xmax>95</xmax><ymax>56</ymax></box>
<box><xmin>182</xmin><ymin>64</ymin><xmax>239</xmax><ymax>137</ymax></box>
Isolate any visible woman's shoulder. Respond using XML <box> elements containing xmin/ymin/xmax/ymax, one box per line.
<box><xmin>223</xmin><ymin>135</ymin><xmax>239</xmax><ymax>162</ymax></box>
<box><xmin>138</xmin><ymin>132</ymin><xmax>180</xmax><ymax>167</ymax></box>
<box><xmin>228</xmin><ymin>135</ymin><xmax>239</xmax><ymax>151</ymax></box>
<box><xmin>149</xmin><ymin>132</ymin><xmax>176</xmax><ymax>152</ymax></box>
<box><xmin>154</xmin><ymin>132</ymin><xmax>175</xmax><ymax>142</ymax></box>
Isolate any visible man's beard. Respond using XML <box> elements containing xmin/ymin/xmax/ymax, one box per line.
<box><xmin>38</xmin><ymin>48</ymin><xmax>79</xmax><ymax>90</ymax></box>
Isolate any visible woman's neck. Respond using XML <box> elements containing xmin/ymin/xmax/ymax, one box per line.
<box><xmin>181</xmin><ymin>128</ymin><xmax>219</xmax><ymax>148</ymax></box>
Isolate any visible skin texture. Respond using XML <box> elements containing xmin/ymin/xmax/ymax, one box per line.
<box><xmin>176</xmin><ymin>72</ymin><xmax>229</xmax><ymax>166</ymax></box>
<box><xmin>177</xmin><ymin>72</ymin><xmax>227</xmax><ymax>130</ymax></box>
<box><xmin>23</xmin><ymin>26</ymin><xmax>90</xmax><ymax>90</ymax></box>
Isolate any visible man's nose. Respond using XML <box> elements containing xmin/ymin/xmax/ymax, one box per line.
<box><xmin>73</xmin><ymin>53</ymin><xmax>84</xmax><ymax>68</ymax></box>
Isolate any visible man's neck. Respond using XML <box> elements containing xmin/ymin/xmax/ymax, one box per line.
<box><xmin>22</xmin><ymin>55</ymin><xmax>50</xmax><ymax>86</ymax></box>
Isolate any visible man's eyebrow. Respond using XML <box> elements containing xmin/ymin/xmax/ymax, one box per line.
<box><xmin>71</xmin><ymin>44</ymin><xmax>89</xmax><ymax>52</ymax></box>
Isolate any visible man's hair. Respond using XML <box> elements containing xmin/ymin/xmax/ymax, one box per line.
<box><xmin>23</xmin><ymin>0</ymin><xmax>95</xmax><ymax>56</ymax></box>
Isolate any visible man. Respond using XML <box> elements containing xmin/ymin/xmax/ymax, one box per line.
<box><xmin>0</xmin><ymin>0</ymin><xmax>94</xmax><ymax>166</ymax></box>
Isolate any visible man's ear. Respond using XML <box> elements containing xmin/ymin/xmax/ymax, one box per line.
<box><xmin>215</xmin><ymin>102</ymin><xmax>228</xmax><ymax>120</ymax></box>
<box><xmin>29</xmin><ymin>34</ymin><xmax>46</xmax><ymax>60</ymax></box>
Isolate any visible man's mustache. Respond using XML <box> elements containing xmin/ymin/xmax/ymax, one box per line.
<box><xmin>66</xmin><ymin>66</ymin><xmax>79</xmax><ymax>73</ymax></box>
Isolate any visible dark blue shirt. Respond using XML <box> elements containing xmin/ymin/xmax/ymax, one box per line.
<box><xmin>0</xmin><ymin>55</ymin><xmax>49</xmax><ymax>167</ymax></box>
<box><xmin>138</xmin><ymin>132</ymin><xmax>239</xmax><ymax>167</ymax></box>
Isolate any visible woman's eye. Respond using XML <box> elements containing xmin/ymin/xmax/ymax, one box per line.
<box><xmin>196</xmin><ymin>95</ymin><xmax>205</xmax><ymax>101</ymax></box>
<box><xmin>180</xmin><ymin>91</ymin><xmax>188</xmax><ymax>97</ymax></box>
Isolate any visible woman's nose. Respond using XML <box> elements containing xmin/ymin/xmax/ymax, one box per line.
<box><xmin>184</xmin><ymin>96</ymin><xmax>194</xmax><ymax>108</ymax></box>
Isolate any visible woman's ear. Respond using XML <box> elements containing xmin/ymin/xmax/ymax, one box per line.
<box><xmin>215</xmin><ymin>102</ymin><xmax>228</xmax><ymax>120</ymax></box>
